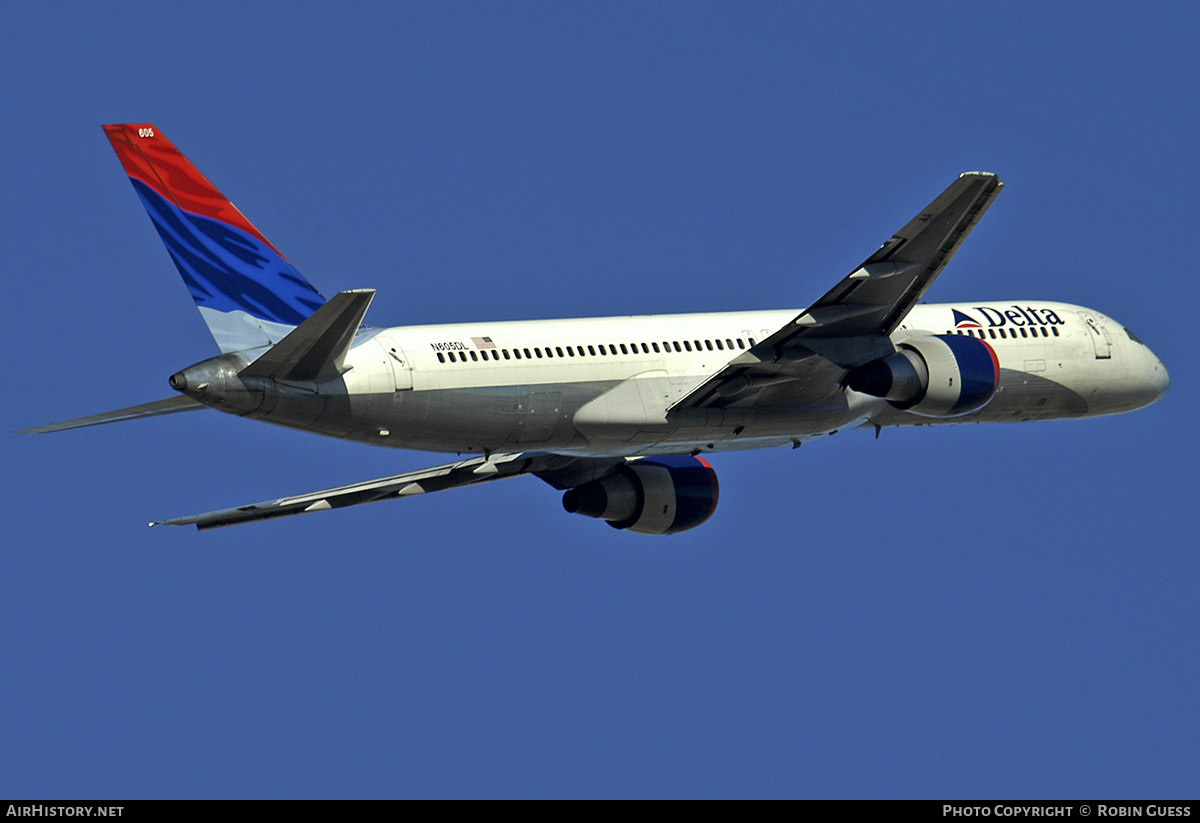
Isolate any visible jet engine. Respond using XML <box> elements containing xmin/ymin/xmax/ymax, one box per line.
<box><xmin>845</xmin><ymin>334</ymin><xmax>999</xmax><ymax>417</ymax></box>
<box><xmin>562</xmin><ymin>455</ymin><xmax>719</xmax><ymax>535</ymax></box>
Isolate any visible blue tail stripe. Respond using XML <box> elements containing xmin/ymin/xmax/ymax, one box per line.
<box><xmin>132</xmin><ymin>180</ymin><xmax>324</xmax><ymax>326</ymax></box>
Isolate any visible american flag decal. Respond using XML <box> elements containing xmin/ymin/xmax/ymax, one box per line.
<box><xmin>471</xmin><ymin>336</ymin><xmax>496</xmax><ymax>349</ymax></box>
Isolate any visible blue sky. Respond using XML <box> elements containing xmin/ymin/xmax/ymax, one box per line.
<box><xmin>3</xmin><ymin>2</ymin><xmax>1197</xmax><ymax>798</ymax></box>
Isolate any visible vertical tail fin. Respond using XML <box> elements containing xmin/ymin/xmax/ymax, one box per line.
<box><xmin>103</xmin><ymin>124</ymin><xmax>326</xmax><ymax>353</ymax></box>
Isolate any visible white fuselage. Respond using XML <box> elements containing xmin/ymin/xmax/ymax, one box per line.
<box><xmin>229</xmin><ymin>300</ymin><xmax>1166</xmax><ymax>459</ymax></box>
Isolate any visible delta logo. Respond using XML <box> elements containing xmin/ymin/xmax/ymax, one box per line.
<box><xmin>953</xmin><ymin>305</ymin><xmax>1066</xmax><ymax>328</ymax></box>
<box><xmin>952</xmin><ymin>309</ymin><xmax>981</xmax><ymax>329</ymax></box>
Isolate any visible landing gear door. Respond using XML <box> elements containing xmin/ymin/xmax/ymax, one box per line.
<box><xmin>375</xmin><ymin>335</ymin><xmax>413</xmax><ymax>390</ymax></box>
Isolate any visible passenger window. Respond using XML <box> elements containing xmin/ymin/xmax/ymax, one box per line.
<box><xmin>652</xmin><ymin>342</ymin><xmax>660</xmax><ymax>353</ymax></box>
<box><xmin>683</xmin><ymin>341</ymin><xmax>693</xmax><ymax>351</ymax></box>
<box><xmin>620</xmin><ymin>344</ymin><xmax>628</xmax><ymax>354</ymax></box>
<box><xmin>469</xmin><ymin>351</ymin><xmax>478</xmax><ymax>361</ymax></box>
<box><xmin>556</xmin><ymin>347</ymin><xmax>564</xmax><ymax>357</ymax></box>
<box><xmin>705</xmin><ymin>340</ymin><xmax>713</xmax><ymax>351</ymax></box>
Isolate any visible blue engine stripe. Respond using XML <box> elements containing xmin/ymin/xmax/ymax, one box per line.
<box><xmin>641</xmin><ymin>456</ymin><xmax>719</xmax><ymax>534</ymax></box>
<box><xmin>937</xmin><ymin>334</ymin><xmax>999</xmax><ymax>414</ymax></box>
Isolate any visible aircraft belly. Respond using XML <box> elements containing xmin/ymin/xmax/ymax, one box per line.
<box><xmin>247</xmin><ymin>390</ymin><xmax>328</xmax><ymax>431</ymax></box>
<box><xmin>372</xmin><ymin>383</ymin><xmax>612</xmax><ymax>453</ymax></box>
<box><xmin>377</xmin><ymin>376</ymin><xmax>884</xmax><ymax>456</ymax></box>
<box><xmin>868</xmin><ymin>367</ymin><xmax>1089</xmax><ymax>427</ymax></box>
<box><xmin>359</xmin><ymin>377</ymin><xmax>866</xmax><ymax>455</ymax></box>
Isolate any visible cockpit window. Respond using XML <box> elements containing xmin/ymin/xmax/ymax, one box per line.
<box><xmin>1125</xmin><ymin>327</ymin><xmax>1144</xmax><ymax>344</ymax></box>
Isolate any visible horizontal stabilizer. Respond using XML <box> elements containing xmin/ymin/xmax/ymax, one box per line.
<box><xmin>19</xmin><ymin>395</ymin><xmax>206</xmax><ymax>434</ymax></box>
<box><xmin>238</xmin><ymin>289</ymin><xmax>375</xmax><ymax>382</ymax></box>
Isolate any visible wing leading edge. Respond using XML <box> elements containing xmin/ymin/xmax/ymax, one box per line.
<box><xmin>795</xmin><ymin>171</ymin><xmax>1003</xmax><ymax>337</ymax></box>
<box><xmin>671</xmin><ymin>172</ymin><xmax>1003</xmax><ymax>410</ymax></box>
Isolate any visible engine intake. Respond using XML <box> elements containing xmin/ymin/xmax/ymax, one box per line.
<box><xmin>562</xmin><ymin>455</ymin><xmax>719</xmax><ymax>535</ymax></box>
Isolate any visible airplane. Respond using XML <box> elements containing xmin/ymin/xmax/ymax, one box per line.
<box><xmin>22</xmin><ymin>124</ymin><xmax>1170</xmax><ymax>533</ymax></box>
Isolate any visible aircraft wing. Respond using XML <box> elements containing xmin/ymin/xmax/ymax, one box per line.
<box><xmin>671</xmin><ymin>172</ymin><xmax>1003</xmax><ymax>410</ymax></box>
<box><xmin>150</xmin><ymin>452</ymin><xmax>622</xmax><ymax>530</ymax></box>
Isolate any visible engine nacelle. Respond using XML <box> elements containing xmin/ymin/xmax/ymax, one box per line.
<box><xmin>846</xmin><ymin>334</ymin><xmax>999</xmax><ymax>417</ymax></box>
<box><xmin>561</xmin><ymin>455</ymin><xmax>719</xmax><ymax>535</ymax></box>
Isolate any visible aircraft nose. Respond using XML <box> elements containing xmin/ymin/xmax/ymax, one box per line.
<box><xmin>1133</xmin><ymin>344</ymin><xmax>1169</xmax><ymax>409</ymax></box>
<box><xmin>1150</xmin><ymin>352</ymin><xmax>1170</xmax><ymax>401</ymax></box>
